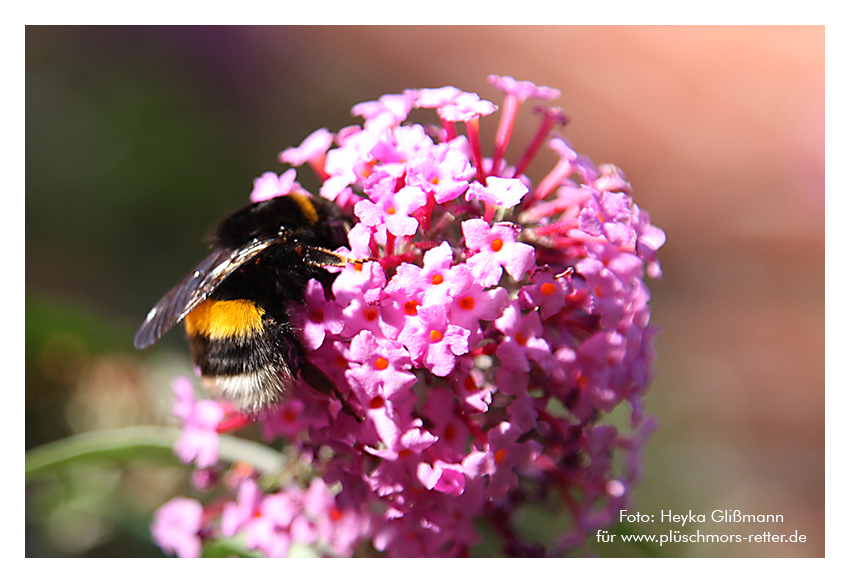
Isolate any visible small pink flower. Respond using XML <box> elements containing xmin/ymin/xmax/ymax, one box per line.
<box><xmin>415</xmin><ymin>86</ymin><xmax>462</xmax><ymax>109</ymax></box>
<box><xmin>258</xmin><ymin>399</ymin><xmax>307</xmax><ymax>441</ymax></box>
<box><xmin>518</xmin><ymin>269</ymin><xmax>569</xmax><ymax>320</ymax></box>
<box><xmin>245</xmin><ymin>492</ymin><xmax>301</xmax><ymax>557</ymax></box>
<box><xmin>447</xmin><ymin>280</ymin><xmax>509</xmax><ymax>336</ymax></box>
<box><xmin>302</xmin><ymin>478</ymin><xmax>371</xmax><ymax>556</ymax></box>
<box><xmin>249</xmin><ymin>169</ymin><xmax>300</xmax><ymax>203</ymax></box>
<box><xmin>320</xmin><ymin>128</ymin><xmax>380</xmax><ymax>200</ymax></box>
<box><xmin>417</xmin><ymin>460</ymin><xmax>467</xmax><ymax>496</ymax></box>
<box><xmin>452</xmin><ymin>366</ymin><xmax>495</xmax><ymax>414</ymax></box>
<box><xmin>151</xmin><ymin>497</ymin><xmax>205</xmax><ymax>558</ymax></box>
<box><xmin>385</xmin><ymin>242</ymin><xmax>473</xmax><ymax>307</ymax></box>
<box><xmin>436</xmin><ymin>91</ymin><xmax>497</xmax><ymax>123</ymax></box>
<box><xmin>352</xmin><ymin>91</ymin><xmax>417</xmax><ymax>132</ymax></box>
<box><xmin>462</xmin><ymin>219</ymin><xmax>536</xmax><ymax>287</ymax></box>
<box><xmin>481</xmin><ymin>422</ymin><xmax>542</xmax><ymax>500</ymax></box>
<box><xmin>295</xmin><ymin>279</ymin><xmax>344</xmax><ymax>350</ymax></box>
<box><xmin>279</xmin><ymin>128</ymin><xmax>334</xmax><ymax>167</ymax></box>
<box><xmin>364</xmin><ymin>423</ymin><xmax>438</xmax><ymax>463</ymax></box>
<box><xmin>405</xmin><ymin>138</ymin><xmax>475</xmax><ymax>204</ymax></box>
<box><xmin>488</xmin><ymin>75</ymin><xmax>560</xmax><ymax>101</ymax></box>
<box><xmin>355</xmin><ymin>184</ymin><xmax>427</xmax><ymax>238</ymax></box>
<box><xmin>495</xmin><ymin>303</ymin><xmax>556</xmax><ymax>376</ymax></box>
<box><xmin>398</xmin><ymin>304</ymin><xmax>470</xmax><ymax>377</ymax></box>
<box><xmin>465</xmin><ymin>176</ymin><xmax>529</xmax><ymax>209</ymax></box>
<box><xmin>347</xmin><ymin>330</ymin><xmax>417</xmax><ymax>399</ymax></box>
<box><xmin>221</xmin><ymin>478</ymin><xmax>263</xmax><ymax>537</ymax></box>
<box><xmin>171</xmin><ymin>377</ymin><xmax>223</xmax><ymax>469</ymax></box>
<box><xmin>340</xmin><ymin>293</ymin><xmax>389</xmax><ymax>340</ymax></box>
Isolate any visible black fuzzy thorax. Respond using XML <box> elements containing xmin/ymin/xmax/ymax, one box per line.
<box><xmin>192</xmin><ymin>195</ymin><xmax>347</xmax><ymax>381</ymax></box>
<box><xmin>212</xmin><ymin>195</ymin><xmax>348</xmax><ymax>253</ymax></box>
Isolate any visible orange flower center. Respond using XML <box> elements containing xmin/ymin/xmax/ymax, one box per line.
<box><xmin>375</xmin><ymin>357</ymin><xmax>389</xmax><ymax>370</ymax></box>
<box><xmin>490</xmin><ymin>239</ymin><xmax>504</xmax><ymax>252</ymax></box>
<box><xmin>444</xmin><ymin>423</ymin><xmax>457</xmax><ymax>441</ymax></box>
<box><xmin>430</xmin><ymin>330</ymin><xmax>443</xmax><ymax>342</ymax></box>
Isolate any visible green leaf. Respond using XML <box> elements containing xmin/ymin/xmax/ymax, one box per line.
<box><xmin>202</xmin><ymin>537</ymin><xmax>264</xmax><ymax>558</ymax></box>
<box><xmin>26</xmin><ymin>425</ymin><xmax>285</xmax><ymax>477</ymax></box>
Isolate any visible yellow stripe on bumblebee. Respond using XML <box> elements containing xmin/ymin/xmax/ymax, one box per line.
<box><xmin>289</xmin><ymin>194</ymin><xmax>319</xmax><ymax>226</ymax></box>
<box><xmin>184</xmin><ymin>299</ymin><xmax>266</xmax><ymax>339</ymax></box>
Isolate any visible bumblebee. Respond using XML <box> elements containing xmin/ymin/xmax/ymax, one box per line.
<box><xmin>134</xmin><ymin>194</ymin><xmax>361</xmax><ymax>420</ymax></box>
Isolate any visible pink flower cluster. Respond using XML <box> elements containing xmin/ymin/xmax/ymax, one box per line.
<box><xmin>152</xmin><ymin>474</ymin><xmax>368</xmax><ymax>558</ymax></box>
<box><xmin>151</xmin><ymin>75</ymin><xmax>665</xmax><ymax>557</ymax></box>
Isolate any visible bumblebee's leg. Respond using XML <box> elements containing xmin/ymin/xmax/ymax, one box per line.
<box><xmin>303</xmin><ymin>246</ymin><xmax>367</xmax><ymax>300</ymax></box>
<box><xmin>303</xmin><ymin>246</ymin><xmax>354</xmax><ymax>269</ymax></box>
<box><xmin>300</xmin><ymin>360</ymin><xmax>363</xmax><ymax>423</ymax></box>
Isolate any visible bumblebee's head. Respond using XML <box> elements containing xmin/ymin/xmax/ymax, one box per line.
<box><xmin>213</xmin><ymin>194</ymin><xmax>349</xmax><ymax>251</ymax></box>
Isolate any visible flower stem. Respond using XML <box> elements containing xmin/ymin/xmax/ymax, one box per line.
<box><xmin>308</xmin><ymin>158</ymin><xmax>330</xmax><ymax>181</ymax></box>
<box><xmin>491</xmin><ymin>95</ymin><xmax>519</xmax><ymax>173</ymax></box>
<box><xmin>465</xmin><ymin>117</ymin><xmax>486</xmax><ymax>184</ymax></box>
<box><xmin>513</xmin><ymin>107</ymin><xmax>567</xmax><ymax>179</ymax></box>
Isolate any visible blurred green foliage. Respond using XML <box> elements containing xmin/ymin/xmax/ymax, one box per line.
<box><xmin>25</xmin><ymin>27</ymin><xmax>265</xmax><ymax>555</ymax></box>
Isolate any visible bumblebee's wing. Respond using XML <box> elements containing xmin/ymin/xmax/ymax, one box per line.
<box><xmin>134</xmin><ymin>237</ymin><xmax>278</xmax><ymax>349</ymax></box>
